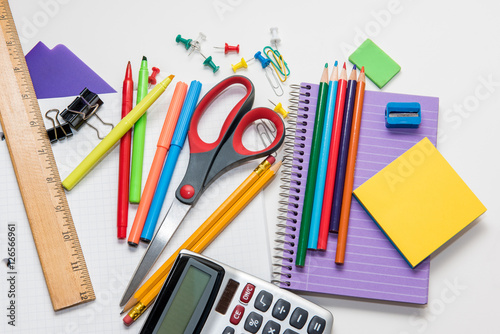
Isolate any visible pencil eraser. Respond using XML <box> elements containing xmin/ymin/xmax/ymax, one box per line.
<box><xmin>349</xmin><ymin>39</ymin><xmax>401</xmax><ymax>89</ymax></box>
<box><xmin>266</xmin><ymin>155</ymin><xmax>276</xmax><ymax>165</ymax></box>
<box><xmin>123</xmin><ymin>314</ymin><xmax>134</xmax><ymax>326</ymax></box>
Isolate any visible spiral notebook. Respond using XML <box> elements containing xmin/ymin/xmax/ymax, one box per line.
<box><xmin>273</xmin><ymin>83</ymin><xmax>439</xmax><ymax>304</ymax></box>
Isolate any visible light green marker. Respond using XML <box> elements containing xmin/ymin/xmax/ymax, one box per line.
<box><xmin>130</xmin><ymin>56</ymin><xmax>149</xmax><ymax>203</ymax></box>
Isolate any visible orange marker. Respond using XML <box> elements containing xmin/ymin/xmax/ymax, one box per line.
<box><xmin>127</xmin><ymin>81</ymin><xmax>188</xmax><ymax>246</ymax></box>
<box><xmin>335</xmin><ymin>67</ymin><xmax>366</xmax><ymax>264</ymax></box>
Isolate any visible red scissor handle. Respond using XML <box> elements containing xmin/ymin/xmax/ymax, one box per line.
<box><xmin>204</xmin><ymin>107</ymin><xmax>285</xmax><ymax>184</ymax></box>
<box><xmin>188</xmin><ymin>75</ymin><xmax>254</xmax><ymax>154</ymax></box>
<box><xmin>175</xmin><ymin>76</ymin><xmax>285</xmax><ymax>206</ymax></box>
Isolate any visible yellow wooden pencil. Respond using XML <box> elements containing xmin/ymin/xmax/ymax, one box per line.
<box><xmin>122</xmin><ymin>160</ymin><xmax>281</xmax><ymax>325</ymax></box>
<box><xmin>121</xmin><ymin>155</ymin><xmax>274</xmax><ymax>310</ymax></box>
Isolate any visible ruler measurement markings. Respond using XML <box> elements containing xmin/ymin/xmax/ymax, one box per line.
<box><xmin>0</xmin><ymin>0</ymin><xmax>94</xmax><ymax>310</ymax></box>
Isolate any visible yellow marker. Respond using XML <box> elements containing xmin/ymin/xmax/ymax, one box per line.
<box><xmin>231</xmin><ymin>57</ymin><xmax>248</xmax><ymax>72</ymax></box>
<box><xmin>62</xmin><ymin>75</ymin><xmax>175</xmax><ymax>190</ymax></box>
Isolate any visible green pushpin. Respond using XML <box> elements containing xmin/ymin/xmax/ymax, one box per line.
<box><xmin>202</xmin><ymin>55</ymin><xmax>220</xmax><ymax>73</ymax></box>
<box><xmin>175</xmin><ymin>34</ymin><xmax>192</xmax><ymax>50</ymax></box>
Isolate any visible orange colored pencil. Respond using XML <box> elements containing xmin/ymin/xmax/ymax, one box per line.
<box><xmin>122</xmin><ymin>159</ymin><xmax>281</xmax><ymax>326</ymax></box>
<box><xmin>127</xmin><ymin>82</ymin><xmax>187</xmax><ymax>246</ymax></box>
<box><xmin>335</xmin><ymin>67</ymin><xmax>366</xmax><ymax>264</ymax></box>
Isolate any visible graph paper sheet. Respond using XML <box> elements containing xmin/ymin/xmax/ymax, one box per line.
<box><xmin>0</xmin><ymin>88</ymin><xmax>272</xmax><ymax>333</ymax></box>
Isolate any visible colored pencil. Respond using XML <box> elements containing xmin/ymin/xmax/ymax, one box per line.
<box><xmin>117</xmin><ymin>62</ymin><xmax>134</xmax><ymax>239</ymax></box>
<box><xmin>122</xmin><ymin>160</ymin><xmax>281</xmax><ymax>325</ymax></box>
<box><xmin>295</xmin><ymin>64</ymin><xmax>329</xmax><ymax>267</ymax></box>
<box><xmin>62</xmin><ymin>75</ymin><xmax>175</xmax><ymax>191</ymax></box>
<box><xmin>308</xmin><ymin>61</ymin><xmax>338</xmax><ymax>249</ymax></box>
<box><xmin>121</xmin><ymin>156</ymin><xmax>274</xmax><ymax>307</ymax></box>
<box><xmin>319</xmin><ymin>62</ymin><xmax>347</xmax><ymax>248</ymax></box>
<box><xmin>127</xmin><ymin>81</ymin><xmax>188</xmax><ymax>246</ymax></box>
<box><xmin>130</xmin><ymin>56</ymin><xmax>149</xmax><ymax>203</ymax></box>
<box><xmin>336</xmin><ymin>67</ymin><xmax>366</xmax><ymax>264</ymax></box>
<box><xmin>329</xmin><ymin>65</ymin><xmax>357</xmax><ymax>232</ymax></box>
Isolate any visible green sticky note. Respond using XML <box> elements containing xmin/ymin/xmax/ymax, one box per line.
<box><xmin>349</xmin><ymin>39</ymin><xmax>401</xmax><ymax>89</ymax></box>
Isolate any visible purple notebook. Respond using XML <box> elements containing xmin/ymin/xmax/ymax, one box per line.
<box><xmin>274</xmin><ymin>83</ymin><xmax>439</xmax><ymax>304</ymax></box>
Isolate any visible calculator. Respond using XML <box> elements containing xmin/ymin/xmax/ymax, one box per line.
<box><xmin>140</xmin><ymin>250</ymin><xmax>334</xmax><ymax>334</ymax></box>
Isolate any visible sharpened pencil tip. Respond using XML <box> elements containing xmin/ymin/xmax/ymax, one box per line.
<box><xmin>142</xmin><ymin>56</ymin><xmax>147</xmax><ymax>61</ymax></box>
<box><xmin>325</xmin><ymin>63</ymin><xmax>328</xmax><ymax>68</ymax></box>
<box><xmin>343</xmin><ymin>62</ymin><xmax>347</xmax><ymax>69</ymax></box>
<box><xmin>361</xmin><ymin>66</ymin><xmax>365</xmax><ymax>73</ymax></box>
<box><xmin>353</xmin><ymin>65</ymin><xmax>357</xmax><ymax>70</ymax></box>
<box><xmin>334</xmin><ymin>60</ymin><xmax>338</xmax><ymax>66</ymax></box>
<box><xmin>120</xmin><ymin>309</ymin><xmax>125</xmax><ymax>315</ymax></box>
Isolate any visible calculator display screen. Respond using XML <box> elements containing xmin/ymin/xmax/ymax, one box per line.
<box><xmin>156</xmin><ymin>266</ymin><xmax>211</xmax><ymax>334</ymax></box>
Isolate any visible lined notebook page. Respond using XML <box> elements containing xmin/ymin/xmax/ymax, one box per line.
<box><xmin>0</xmin><ymin>88</ymin><xmax>271</xmax><ymax>333</ymax></box>
<box><xmin>278</xmin><ymin>86</ymin><xmax>438</xmax><ymax>304</ymax></box>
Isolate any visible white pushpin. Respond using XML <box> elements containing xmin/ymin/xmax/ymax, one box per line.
<box><xmin>270</xmin><ymin>27</ymin><xmax>281</xmax><ymax>49</ymax></box>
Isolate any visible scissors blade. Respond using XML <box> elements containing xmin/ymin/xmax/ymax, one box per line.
<box><xmin>120</xmin><ymin>199</ymin><xmax>191</xmax><ymax>306</ymax></box>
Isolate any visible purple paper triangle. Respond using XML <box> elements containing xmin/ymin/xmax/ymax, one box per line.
<box><xmin>25</xmin><ymin>42</ymin><xmax>116</xmax><ymax>99</ymax></box>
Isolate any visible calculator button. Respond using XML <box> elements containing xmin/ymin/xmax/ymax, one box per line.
<box><xmin>307</xmin><ymin>316</ymin><xmax>327</xmax><ymax>334</ymax></box>
<box><xmin>262</xmin><ymin>320</ymin><xmax>281</xmax><ymax>334</ymax></box>
<box><xmin>272</xmin><ymin>298</ymin><xmax>291</xmax><ymax>321</ymax></box>
<box><xmin>254</xmin><ymin>290</ymin><xmax>273</xmax><ymax>312</ymax></box>
<box><xmin>283</xmin><ymin>330</ymin><xmax>299</xmax><ymax>334</ymax></box>
<box><xmin>240</xmin><ymin>283</ymin><xmax>255</xmax><ymax>304</ymax></box>
<box><xmin>243</xmin><ymin>311</ymin><xmax>263</xmax><ymax>333</ymax></box>
<box><xmin>216</xmin><ymin>279</ymin><xmax>240</xmax><ymax>314</ymax></box>
<box><xmin>290</xmin><ymin>307</ymin><xmax>308</xmax><ymax>329</ymax></box>
<box><xmin>222</xmin><ymin>326</ymin><xmax>235</xmax><ymax>334</ymax></box>
<box><xmin>230</xmin><ymin>305</ymin><xmax>245</xmax><ymax>325</ymax></box>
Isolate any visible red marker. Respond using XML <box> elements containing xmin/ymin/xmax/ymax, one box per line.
<box><xmin>117</xmin><ymin>62</ymin><xmax>134</xmax><ymax>239</ymax></box>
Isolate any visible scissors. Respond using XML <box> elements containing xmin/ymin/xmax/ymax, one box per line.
<box><xmin>121</xmin><ymin>76</ymin><xmax>285</xmax><ymax>304</ymax></box>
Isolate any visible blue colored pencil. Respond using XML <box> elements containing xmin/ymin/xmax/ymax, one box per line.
<box><xmin>330</xmin><ymin>65</ymin><xmax>357</xmax><ymax>232</ymax></box>
<box><xmin>307</xmin><ymin>61</ymin><xmax>339</xmax><ymax>249</ymax></box>
<box><xmin>140</xmin><ymin>81</ymin><xmax>202</xmax><ymax>242</ymax></box>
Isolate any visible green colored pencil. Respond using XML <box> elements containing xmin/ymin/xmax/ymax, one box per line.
<box><xmin>129</xmin><ymin>56</ymin><xmax>149</xmax><ymax>203</ymax></box>
<box><xmin>296</xmin><ymin>63</ymin><xmax>329</xmax><ymax>267</ymax></box>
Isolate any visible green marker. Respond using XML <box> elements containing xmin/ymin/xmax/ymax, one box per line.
<box><xmin>129</xmin><ymin>56</ymin><xmax>149</xmax><ymax>203</ymax></box>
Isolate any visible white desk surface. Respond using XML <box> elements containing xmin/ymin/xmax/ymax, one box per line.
<box><xmin>7</xmin><ymin>0</ymin><xmax>500</xmax><ymax>333</ymax></box>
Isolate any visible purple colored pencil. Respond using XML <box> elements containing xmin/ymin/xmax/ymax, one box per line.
<box><xmin>329</xmin><ymin>65</ymin><xmax>357</xmax><ymax>232</ymax></box>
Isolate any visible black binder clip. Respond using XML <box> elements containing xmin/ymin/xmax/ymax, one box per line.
<box><xmin>45</xmin><ymin>109</ymin><xmax>73</xmax><ymax>143</ymax></box>
<box><xmin>45</xmin><ymin>88</ymin><xmax>113</xmax><ymax>143</ymax></box>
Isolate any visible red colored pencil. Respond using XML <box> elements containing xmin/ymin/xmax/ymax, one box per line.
<box><xmin>318</xmin><ymin>63</ymin><xmax>347</xmax><ymax>249</ymax></box>
<box><xmin>117</xmin><ymin>62</ymin><xmax>134</xmax><ymax>239</ymax></box>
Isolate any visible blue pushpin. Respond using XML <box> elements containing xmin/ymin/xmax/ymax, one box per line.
<box><xmin>254</xmin><ymin>51</ymin><xmax>271</xmax><ymax>68</ymax></box>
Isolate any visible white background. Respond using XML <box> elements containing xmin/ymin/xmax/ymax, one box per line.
<box><xmin>6</xmin><ymin>0</ymin><xmax>500</xmax><ymax>333</ymax></box>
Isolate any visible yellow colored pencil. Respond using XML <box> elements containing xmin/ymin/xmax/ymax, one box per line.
<box><xmin>121</xmin><ymin>156</ymin><xmax>275</xmax><ymax>310</ymax></box>
<box><xmin>62</xmin><ymin>75</ymin><xmax>174</xmax><ymax>191</ymax></box>
<box><xmin>122</xmin><ymin>160</ymin><xmax>281</xmax><ymax>325</ymax></box>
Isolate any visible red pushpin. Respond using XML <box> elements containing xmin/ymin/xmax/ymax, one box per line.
<box><xmin>214</xmin><ymin>43</ymin><xmax>240</xmax><ymax>54</ymax></box>
<box><xmin>148</xmin><ymin>67</ymin><xmax>160</xmax><ymax>86</ymax></box>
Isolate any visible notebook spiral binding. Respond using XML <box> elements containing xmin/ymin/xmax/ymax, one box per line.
<box><xmin>271</xmin><ymin>83</ymin><xmax>312</xmax><ymax>286</ymax></box>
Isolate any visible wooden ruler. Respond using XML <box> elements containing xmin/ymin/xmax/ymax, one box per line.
<box><xmin>0</xmin><ymin>0</ymin><xmax>95</xmax><ymax>310</ymax></box>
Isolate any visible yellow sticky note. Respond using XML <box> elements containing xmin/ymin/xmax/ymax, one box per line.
<box><xmin>353</xmin><ymin>137</ymin><xmax>486</xmax><ymax>268</ymax></box>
